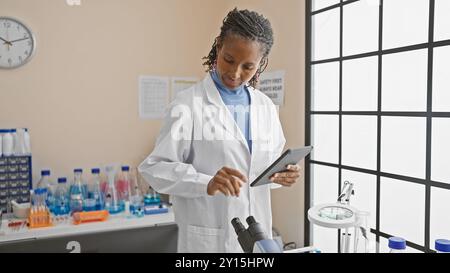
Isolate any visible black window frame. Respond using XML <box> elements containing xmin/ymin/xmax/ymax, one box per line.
<box><xmin>305</xmin><ymin>0</ymin><xmax>450</xmax><ymax>253</ymax></box>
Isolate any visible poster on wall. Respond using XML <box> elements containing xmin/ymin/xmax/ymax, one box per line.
<box><xmin>171</xmin><ymin>77</ymin><xmax>199</xmax><ymax>100</ymax></box>
<box><xmin>139</xmin><ymin>75</ymin><xmax>169</xmax><ymax>119</ymax></box>
<box><xmin>258</xmin><ymin>70</ymin><xmax>285</xmax><ymax>106</ymax></box>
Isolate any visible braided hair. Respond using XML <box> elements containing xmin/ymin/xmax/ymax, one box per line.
<box><xmin>202</xmin><ymin>8</ymin><xmax>274</xmax><ymax>88</ymax></box>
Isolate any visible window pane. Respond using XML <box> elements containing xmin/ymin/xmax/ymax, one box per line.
<box><xmin>312</xmin><ymin>62</ymin><xmax>340</xmax><ymax>111</ymax></box>
<box><xmin>312</xmin><ymin>0</ymin><xmax>339</xmax><ymax>12</ymax></box>
<box><xmin>431</xmin><ymin>118</ymin><xmax>450</xmax><ymax>184</ymax></box>
<box><xmin>311</xmin><ymin>115</ymin><xmax>339</xmax><ymax>164</ymax></box>
<box><xmin>313</xmin><ymin>226</ymin><xmax>338</xmax><ymax>253</ymax></box>
<box><xmin>342</xmin><ymin>116</ymin><xmax>377</xmax><ymax>170</ymax></box>
<box><xmin>433</xmin><ymin>46</ymin><xmax>450</xmax><ymax>112</ymax></box>
<box><xmin>342</xmin><ymin>56</ymin><xmax>378</xmax><ymax>111</ymax></box>
<box><xmin>343</xmin><ymin>0</ymin><xmax>379</xmax><ymax>56</ymax></box>
<box><xmin>382</xmin><ymin>50</ymin><xmax>428</xmax><ymax>112</ymax></box>
<box><xmin>340</xmin><ymin>170</ymin><xmax>378</xmax><ymax>253</ymax></box>
<box><xmin>435</xmin><ymin>0</ymin><xmax>450</xmax><ymax>41</ymax></box>
<box><xmin>381</xmin><ymin>117</ymin><xmax>426</xmax><ymax>179</ymax></box>
<box><xmin>311</xmin><ymin>164</ymin><xmax>339</xmax><ymax>253</ymax></box>
<box><xmin>341</xmin><ymin>170</ymin><xmax>377</xmax><ymax>230</ymax></box>
<box><xmin>312</xmin><ymin>9</ymin><xmax>340</xmax><ymax>61</ymax></box>
<box><xmin>380</xmin><ymin>177</ymin><xmax>425</xmax><ymax>246</ymax></box>
<box><xmin>430</xmin><ymin>187</ymin><xmax>450</xmax><ymax>250</ymax></box>
<box><xmin>383</xmin><ymin>0</ymin><xmax>429</xmax><ymax>49</ymax></box>
<box><xmin>311</xmin><ymin>164</ymin><xmax>339</xmax><ymax>206</ymax></box>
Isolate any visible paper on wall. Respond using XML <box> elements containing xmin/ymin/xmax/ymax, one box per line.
<box><xmin>139</xmin><ymin>75</ymin><xmax>170</xmax><ymax>119</ymax></box>
<box><xmin>258</xmin><ymin>70</ymin><xmax>285</xmax><ymax>106</ymax></box>
<box><xmin>171</xmin><ymin>77</ymin><xmax>199</xmax><ymax>100</ymax></box>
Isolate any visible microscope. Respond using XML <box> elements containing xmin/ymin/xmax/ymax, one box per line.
<box><xmin>231</xmin><ymin>216</ymin><xmax>283</xmax><ymax>253</ymax></box>
<box><xmin>232</xmin><ymin>216</ymin><xmax>321</xmax><ymax>253</ymax></box>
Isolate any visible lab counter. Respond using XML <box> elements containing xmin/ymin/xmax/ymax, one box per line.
<box><xmin>0</xmin><ymin>210</ymin><xmax>178</xmax><ymax>253</ymax></box>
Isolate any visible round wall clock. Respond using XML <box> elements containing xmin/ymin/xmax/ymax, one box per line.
<box><xmin>0</xmin><ymin>17</ymin><xmax>36</xmax><ymax>69</ymax></box>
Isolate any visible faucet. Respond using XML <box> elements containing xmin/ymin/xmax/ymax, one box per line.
<box><xmin>337</xmin><ymin>181</ymin><xmax>354</xmax><ymax>205</ymax></box>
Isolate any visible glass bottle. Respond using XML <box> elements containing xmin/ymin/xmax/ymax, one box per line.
<box><xmin>36</xmin><ymin>170</ymin><xmax>54</xmax><ymax>212</ymax></box>
<box><xmin>86</xmin><ymin>168</ymin><xmax>105</xmax><ymax>211</ymax></box>
<box><xmin>53</xmin><ymin>178</ymin><xmax>70</xmax><ymax>216</ymax></box>
<box><xmin>388</xmin><ymin>237</ymin><xmax>406</xmax><ymax>253</ymax></box>
<box><xmin>435</xmin><ymin>239</ymin><xmax>450</xmax><ymax>253</ymax></box>
<box><xmin>104</xmin><ymin>165</ymin><xmax>121</xmax><ymax>214</ymax></box>
<box><xmin>69</xmin><ymin>169</ymin><xmax>87</xmax><ymax>214</ymax></box>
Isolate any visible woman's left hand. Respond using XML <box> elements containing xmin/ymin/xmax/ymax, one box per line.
<box><xmin>270</xmin><ymin>164</ymin><xmax>301</xmax><ymax>187</ymax></box>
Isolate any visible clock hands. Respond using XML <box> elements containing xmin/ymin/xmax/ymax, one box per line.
<box><xmin>1</xmin><ymin>36</ymin><xmax>29</xmax><ymax>52</ymax></box>
<box><xmin>0</xmin><ymin>36</ymin><xmax>12</xmax><ymax>45</ymax></box>
<box><xmin>0</xmin><ymin>36</ymin><xmax>12</xmax><ymax>51</ymax></box>
<box><xmin>9</xmin><ymin>37</ymin><xmax>30</xmax><ymax>44</ymax></box>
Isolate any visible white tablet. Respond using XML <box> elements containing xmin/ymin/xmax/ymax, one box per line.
<box><xmin>250</xmin><ymin>146</ymin><xmax>313</xmax><ymax>187</ymax></box>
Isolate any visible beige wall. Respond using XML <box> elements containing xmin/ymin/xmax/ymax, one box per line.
<box><xmin>0</xmin><ymin>0</ymin><xmax>305</xmax><ymax>246</ymax></box>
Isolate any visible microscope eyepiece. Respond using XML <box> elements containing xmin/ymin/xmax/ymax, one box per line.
<box><xmin>231</xmin><ymin>217</ymin><xmax>246</xmax><ymax>234</ymax></box>
<box><xmin>246</xmin><ymin>216</ymin><xmax>257</xmax><ymax>225</ymax></box>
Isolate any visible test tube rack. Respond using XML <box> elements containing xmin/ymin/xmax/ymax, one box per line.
<box><xmin>28</xmin><ymin>207</ymin><xmax>53</xmax><ymax>229</ymax></box>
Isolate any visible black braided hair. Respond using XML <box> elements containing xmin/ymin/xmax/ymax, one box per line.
<box><xmin>202</xmin><ymin>8</ymin><xmax>274</xmax><ymax>88</ymax></box>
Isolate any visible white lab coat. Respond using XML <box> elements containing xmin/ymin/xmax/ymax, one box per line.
<box><xmin>138</xmin><ymin>73</ymin><xmax>286</xmax><ymax>253</ymax></box>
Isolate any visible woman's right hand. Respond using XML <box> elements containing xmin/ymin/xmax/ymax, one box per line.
<box><xmin>207</xmin><ymin>167</ymin><xmax>247</xmax><ymax>197</ymax></box>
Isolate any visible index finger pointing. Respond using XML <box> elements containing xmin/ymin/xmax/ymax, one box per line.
<box><xmin>223</xmin><ymin>167</ymin><xmax>248</xmax><ymax>182</ymax></box>
<box><xmin>286</xmin><ymin>164</ymin><xmax>301</xmax><ymax>171</ymax></box>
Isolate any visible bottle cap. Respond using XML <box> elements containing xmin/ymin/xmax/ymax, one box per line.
<box><xmin>122</xmin><ymin>166</ymin><xmax>130</xmax><ymax>171</ymax></box>
<box><xmin>74</xmin><ymin>169</ymin><xmax>83</xmax><ymax>173</ymax></box>
<box><xmin>41</xmin><ymin>170</ymin><xmax>51</xmax><ymax>176</ymax></box>
<box><xmin>389</xmin><ymin>237</ymin><xmax>406</xmax><ymax>250</ymax></box>
<box><xmin>91</xmin><ymin>168</ymin><xmax>100</xmax><ymax>174</ymax></box>
<box><xmin>435</xmin><ymin>239</ymin><xmax>450</xmax><ymax>253</ymax></box>
<box><xmin>58</xmin><ymin>177</ymin><xmax>67</xmax><ymax>183</ymax></box>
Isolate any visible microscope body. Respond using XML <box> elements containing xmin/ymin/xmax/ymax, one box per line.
<box><xmin>232</xmin><ymin>216</ymin><xmax>283</xmax><ymax>253</ymax></box>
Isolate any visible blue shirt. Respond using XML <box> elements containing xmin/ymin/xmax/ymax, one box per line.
<box><xmin>210</xmin><ymin>70</ymin><xmax>252</xmax><ymax>154</ymax></box>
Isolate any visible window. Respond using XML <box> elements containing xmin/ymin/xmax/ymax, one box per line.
<box><xmin>306</xmin><ymin>0</ymin><xmax>450</xmax><ymax>253</ymax></box>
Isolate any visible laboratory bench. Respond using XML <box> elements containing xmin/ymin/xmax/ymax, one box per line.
<box><xmin>0</xmin><ymin>210</ymin><xmax>178</xmax><ymax>253</ymax></box>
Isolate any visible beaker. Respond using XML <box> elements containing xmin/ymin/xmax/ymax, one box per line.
<box><xmin>354</xmin><ymin>211</ymin><xmax>370</xmax><ymax>253</ymax></box>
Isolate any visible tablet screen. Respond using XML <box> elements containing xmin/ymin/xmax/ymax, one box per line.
<box><xmin>250</xmin><ymin>146</ymin><xmax>313</xmax><ymax>187</ymax></box>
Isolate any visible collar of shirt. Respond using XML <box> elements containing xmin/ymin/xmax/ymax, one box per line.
<box><xmin>210</xmin><ymin>70</ymin><xmax>247</xmax><ymax>98</ymax></box>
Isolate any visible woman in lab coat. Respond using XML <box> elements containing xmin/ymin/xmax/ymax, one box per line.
<box><xmin>138</xmin><ymin>8</ymin><xmax>301</xmax><ymax>253</ymax></box>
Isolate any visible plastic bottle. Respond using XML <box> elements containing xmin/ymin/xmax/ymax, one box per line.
<box><xmin>36</xmin><ymin>170</ymin><xmax>54</xmax><ymax>212</ymax></box>
<box><xmin>104</xmin><ymin>165</ymin><xmax>122</xmax><ymax>214</ymax></box>
<box><xmin>2</xmin><ymin>129</ymin><xmax>13</xmax><ymax>157</ymax></box>
<box><xmin>115</xmin><ymin>166</ymin><xmax>131</xmax><ymax>210</ymax></box>
<box><xmin>435</xmin><ymin>239</ymin><xmax>450</xmax><ymax>253</ymax></box>
<box><xmin>388</xmin><ymin>237</ymin><xmax>406</xmax><ymax>253</ymax></box>
<box><xmin>0</xmin><ymin>129</ymin><xmax>5</xmax><ymax>157</ymax></box>
<box><xmin>10</xmin><ymin>129</ymin><xmax>18</xmax><ymax>156</ymax></box>
<box><xmin>129</xmin><ymin>178</ymin><xmax>143</xmax><ymax>216</ymax></box>
<box><xmin>69</xmin><ymin>169</ymin><xmax>88</xmax><ymax>214</ymax></box>
<box><xmin>12</xmin><ymin>128</ymin><xmax>27</xmax><ymax>156</ymax></box>
<box><xmin>85</xmin><ymin>168</ymin><xmax>105</xmax><ymax>211</ymax></box>
<box><xmin>24</xmin><ymin>128</ymin><xmax>31</xmax><ymax>155</ymax></box>
<box><xmin>53</xmin><ymin>178</ymin><xmax>70</xmax><ymax>216</ymax></box>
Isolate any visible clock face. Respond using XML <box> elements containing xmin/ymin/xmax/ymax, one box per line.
<box><xmin>0</xmin><ymin>17</ymin><xmax>36</xmax><ymax>69</ymax></box>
